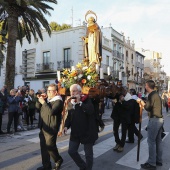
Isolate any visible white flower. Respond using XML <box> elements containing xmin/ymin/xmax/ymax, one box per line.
<box><xmin>74</xmin><ymin>76</ymin><xmax>77</xmax><ymax>80</ymax></box>
<box><xmin>78</xmin><ymin>74</ymin><xmax>83</xmax><ymax>78</ymax></box>
<box><xmin>82</xmin><ymin>66</ymin><xmax>88</xmax><ymax>70</ymax></box>
<box><xmin>87</xmin><ymin>75</ymin><xmax>91</xmax><ymax>80</ymax></box>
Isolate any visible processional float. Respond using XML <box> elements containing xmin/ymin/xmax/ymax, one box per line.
<box><xmin>56</xmin><ymin>10</ymin><xmax>142</xmax><ymax>161</ymax></box>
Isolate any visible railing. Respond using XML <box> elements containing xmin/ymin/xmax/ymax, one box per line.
<box><xmin>112</xmin><ymin>50</ymin><xmax>124</xmax><ymax>60</ymax></box>
<box><xmin>36</xmin><ymin>62</ymin><xmax>54</xmax><ymax>72</ymax></box>
<box><xmin>57</xmin><ymin>60</ymin><xmax>74</xmax><ymax>70</ymax></box>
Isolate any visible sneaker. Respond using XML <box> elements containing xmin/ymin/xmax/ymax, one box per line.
<box><xmin>113</xmin><ymin>144</ymin><xmax>120</xmax><ymax>151</ymax></box>
<box><xmin>141</xmin><ymin>163</ymin><xmax>156</xmax><ymax>169</ymax></box>
<box><xmin>117</xmin><ymin>146</ymin><xmax>124</xmax><ymax>152</ymax></box>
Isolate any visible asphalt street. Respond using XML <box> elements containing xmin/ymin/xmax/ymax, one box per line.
<box><xmin>0</xmin><ymin>107</ymin><xmax>170</xmax><ymax>170</ymax></box>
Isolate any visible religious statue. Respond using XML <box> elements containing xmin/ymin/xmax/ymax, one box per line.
<box><xmin>82</xmin><ymin>10</ymin><xmax>102</xmax><ymax>66</ymax></box>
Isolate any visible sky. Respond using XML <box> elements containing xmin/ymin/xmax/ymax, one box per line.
<box><xmin>46</xmin><ymin>0</ymin><xmax>170</xmax><ymax>76</ymax></box>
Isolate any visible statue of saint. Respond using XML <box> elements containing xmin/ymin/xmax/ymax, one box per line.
<box><xmin>82</xmin><ymin>11</ymin><xmax>102</xmax><ymax>66</ymax></box>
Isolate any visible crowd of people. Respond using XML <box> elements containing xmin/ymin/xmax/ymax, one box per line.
<box><xmin>0</xmin><ymin>85</ymin><xmax>48</xmax><ymax>134</ymax></box>
<box><xmin>0</xmin><ymin>80</ymin><xmax>168</xmax><ymax>170</ymax></box>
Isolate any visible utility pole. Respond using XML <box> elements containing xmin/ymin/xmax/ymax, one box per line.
<box><xmin>71</xmin><ymin>7</ymin><xmax>73</xmax><ymax>27</ymax></box>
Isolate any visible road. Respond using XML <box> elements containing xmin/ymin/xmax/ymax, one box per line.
<box><xmin>0</xmin><ymin>107</ymin><xmax>170</xmax><ymax>170</ymax></box>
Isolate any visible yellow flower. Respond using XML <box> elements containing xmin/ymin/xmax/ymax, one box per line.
<box><xmin>86</xmin><ymin>68</ymin><xmax>91</xmax><ymax>74</ymax></box>
<box><xmin>63</xmin><ymin>69</ymin><xmax>69</xmax><ymax>75</ymax></box>
<box><xmin>70</xmin><ymin>70</ymin><xmax>77</xmax><ymax>77</ymax></box>
<box><xmin>76</xmin><ymin>62</ymin><xmax>82</xmax><ymax>69</ymax></box>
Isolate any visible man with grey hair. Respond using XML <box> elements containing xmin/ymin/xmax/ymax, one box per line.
<box><xmin>64</xmin><ymin>84</ymin><xmax>98</xmax><ymax>170</ymax></box>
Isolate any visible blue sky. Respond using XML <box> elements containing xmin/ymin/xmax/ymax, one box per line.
<box><xmin>46</xmin><ymin>0</ymin><xmax>170</xmax><ymax>76</ymax></box>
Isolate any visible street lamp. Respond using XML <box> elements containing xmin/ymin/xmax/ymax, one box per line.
<box><xmin>22</xmin><ymin>49</ymin><xmax>27</xmax><ymax>85</ymax></box>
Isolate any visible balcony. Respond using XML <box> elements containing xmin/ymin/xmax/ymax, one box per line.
<box><xmin>36</xmin><ymin>62</ymin><xmax>54</xmax><ymax>72</ymax></box>
<box><xmin>57</xmin><ymin>60</ymin><xmax>74</xmax><ymax>70</ymax></box>
<box><xmin>112</xmin><ymin>50</ymin><xmax>124</xmax><ymax>61</ymax></box>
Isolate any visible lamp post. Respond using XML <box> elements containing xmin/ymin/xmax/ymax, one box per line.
<box><xmin>22</xmin><ymin>49</ymin><xmax>27</xmax><ymax>85</ymax></box>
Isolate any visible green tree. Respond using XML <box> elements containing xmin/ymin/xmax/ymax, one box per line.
<box><xmin>50</xmin><ymin>21</ymin><xmax>71</xmax><ymax>31</ymax></box>
<box><xmin>0</xmin><ymin>0</ymin><xmax>57</xmax><ymax>91</ymax></box>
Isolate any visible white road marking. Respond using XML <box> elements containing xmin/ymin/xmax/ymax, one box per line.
<box><xmin>116</xmin><ymin>132</ymin><xmax>169</xmax><ymax>169</ymax></box>
<box><xmin>79</xmin><ymin>137</ymin><xmax>115</xmax><ymax>158</ymax></box>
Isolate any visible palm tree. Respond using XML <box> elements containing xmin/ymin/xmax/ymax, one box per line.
<box><xmin>0</xmin><ymin>0</ymin><xmax>57</xmax><ymax>91</ymax></box>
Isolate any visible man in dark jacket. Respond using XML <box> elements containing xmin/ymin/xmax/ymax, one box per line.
<box><xmin>36</xmin><ymin>83</ymin><xmax>63</xmax><ymax>170</ymax></box>
<box><xmin>111</xmin><ymin>93</ymin><xmax>128</xmax><ymax>152</ymax></box>
<box><xmin>64</xmin><ymin>84</ymin><xmax>98</xmax><ymax>170</ymax></box>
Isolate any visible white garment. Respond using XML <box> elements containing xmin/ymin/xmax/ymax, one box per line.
<box><xmin>131</xmin><ymin>95</ymin><xmax>138</xmax><ymax>100</ymax></box>
<box><xmin>47</xmin><ymin>95</ymin><xmax>62</xmax><ymax>103</ymax></box>
<box><xmin>124</xmin><ymin>92</ymin><xmax>132</xmax><ymax>101</ymax></box>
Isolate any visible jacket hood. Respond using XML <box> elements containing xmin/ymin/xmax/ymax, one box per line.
<box><xmin>124</xmin><ymin>92</ymin><xmax>132</xmax><ymax>101</ymax></box>
<box><xmin>131</xmin><ymin>95</ymin><xmax>138</xmax><ymax>100</ymax></box>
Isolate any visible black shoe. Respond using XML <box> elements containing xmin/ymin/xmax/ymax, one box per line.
<box><xmin>37</xmin><ymin>166</ymin><xmax>45</xmax><ymax>170</ymax></box>
<box><xmin>53</xmin><ymin>158</ymin><xmax>63</xmax><ymax>170</ymax></box>
<box><xmin>0</xmin><ymin>130</ymin><xmax>5</xmax><ymax>134</ymax></box>
<box><xmin>141</xmin><ymin>163</ymin><xmax>156</xmax><ymax>169</ymax></box>
<box><xmin>156</xmin><ymin>161</ymin><xmax>162</xmax><ymax>166</ymax></box>
<box><xmin>7</xmin><ymin>131</ymin><xmax>13</xmax><ymax>134</ymax></box>
<box><xmin>125</xmin><ymin>140</ymin><xmax>134</xmax><ymax>143</ymax></box>
<box><xmin>37</xmin><ymin>166</ymin><xmax>51</xmax><ymax>170</ymax></box>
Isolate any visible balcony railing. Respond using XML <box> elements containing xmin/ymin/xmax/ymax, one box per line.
<box><xmin>57</xmin><ymin>60</ymin><xmax>74</xmax><ymax>70</ymax></box>
<box><xmin>36</xmin><ymin>62</ymin><xmax>54</xmax><ymax>72</ymax></box>
<box><xmin>112</xmin><ymin>50</ymin><xmax>124</xmax><ymax>61</ymax></box>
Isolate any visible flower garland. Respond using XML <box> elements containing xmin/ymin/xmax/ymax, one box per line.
<box><xmin>59</xmin><ymin>62</ymin><xmax>99</xmax><ymax>89</ymax></box>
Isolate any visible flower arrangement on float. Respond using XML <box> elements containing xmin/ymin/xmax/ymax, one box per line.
<box><xmin>59</xmin><ymin>62</ymin><xmax>99</xmax><ymax>89</ymax></box>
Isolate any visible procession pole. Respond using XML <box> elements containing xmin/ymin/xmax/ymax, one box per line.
<box><xmin>137</xmin><ymin>101</ymin><xmax>143</xmax><ymax>161</ymax></box>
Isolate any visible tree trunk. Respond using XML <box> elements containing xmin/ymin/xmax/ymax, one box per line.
<box><xmin>5</xmin><ymin>13</ymin><xmax>18</xmax><ymax>92</ymax></box>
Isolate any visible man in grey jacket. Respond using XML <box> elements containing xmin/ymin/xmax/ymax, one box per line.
<box><xmin>36</xmin><ymin>84</ymin><xmax>63</xmax><ymax>170</ymax></box>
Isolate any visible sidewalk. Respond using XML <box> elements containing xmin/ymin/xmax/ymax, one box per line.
<box><xmin>0</xmin><ymin>110</ymin><xmax>39</xmax><ymax>134</ymax></box>
<box><xmin>1</xmin><ymin>106</ymin><xmax>113</xmax><ymax>135</ymax></box>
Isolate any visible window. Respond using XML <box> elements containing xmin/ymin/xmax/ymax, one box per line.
<box><xmin>25</xmin><ymin>82</ymin><xmax>30</xmax><ymax>87</ymax></box>
<box><xmin>64</xmin><ymin>48</ymin><xmax>71</xmax><ymax>68</ymax></box>
<box><xmin>126</xmin><ymin>50</ymin><xmax>128</xmax><ymax>57</ymax></box>
<box><xmin>43</xmin><ymin>81</ymin><xmax>49</xmax><ymax>89</ymax></box>
<box><xmin>106</xmin><ymin>56</ymin><xmax>109</xmax><ymax>66</ymax></box>
<box><xmin>43</xmin><ymin>51</ymin><xmax>50</xmax><ymax>64</ymax></box>
<box><xmin>0</xmin><ymin>65</ymin><xmax>1</xmax><ymax>76</ymax></box>
<box><xmin>43</xmin><ymin>51</ymin><xmax>50</xmax><ymax>69</ymax></box>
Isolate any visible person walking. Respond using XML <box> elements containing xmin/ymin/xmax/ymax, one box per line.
<box><xmin>36</xmin><ymin>83</ymin><xmax>64</xmax><ymax>170</ymax></box>
<box><xmin>139</xmin><ymin>80</ymin><xmax>164</xmax><ymax>170</ymax></box>
<box><xmin>64</xmin><ymin>84</ymin><xmax>98</xmax><ymax>170</ymax></box>
<box><xmin>111</xmin><ymin>93</ymin><xmax>128</xmax><ymax>152</ymax></box>
<box><xmin>129</xmin><ymin>88</ymin><xmax>143</xmax><ymax>141</ymax></box>
<box><xmin>161</xmin><ymin>91</ymin><xmax>168</xmax><ymax>113</ymax></box>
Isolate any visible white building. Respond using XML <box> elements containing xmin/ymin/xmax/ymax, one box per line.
<box><xmin>14</xmin><ymin>26</ymin><xmax>87</xmax><ymax>92</ymax></box>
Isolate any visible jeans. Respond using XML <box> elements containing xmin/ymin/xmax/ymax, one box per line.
<box><xmin>147</xmin><ymin>118</ymin><xmax>164</xmax><ymax>166</ymax></box>
<box><xmin>68</xmin><ymin>140</ymin><xmax>93</xmax><ymax>170</ymax></box>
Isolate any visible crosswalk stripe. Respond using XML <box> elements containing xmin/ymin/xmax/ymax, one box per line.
<box><xmin>13</xmin><ymin>129</ymin><xmax>40</xmax><ymax>138</ymax></box>
<box><xmin>116</xmin><ymin>132</ymin><xmax>169</xmax><ymax>169</ymax></box>
<box><xmin>79</xmin><ymin>137</ymin><xmax>115</xmax><ymax>158</ymax></box>
<box><xmin>26</xmin><ymin>124</ymin><xmax>113</xmax><ymax>144</ymax></box>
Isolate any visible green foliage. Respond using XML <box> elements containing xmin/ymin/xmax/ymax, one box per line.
<box><xmin>50</xmin><ymin>22</ymin><xmax>71</xmax><ymax>31</ymax></box>
<box><xmin>0</xmin><ymin>0</ymin><xmax>58</xmax><ymax>45</ymax></box>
